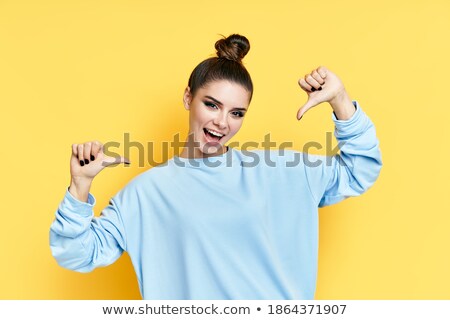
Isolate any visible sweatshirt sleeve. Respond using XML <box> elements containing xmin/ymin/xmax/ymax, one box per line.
<box><xmin>49</xmin><ymin>187</ymin><xmax>127</xmax><ymax>272</ymax></box>
<box><xmin>304</xmin><ymin>100</ymin><xmax>382</xmax><ymax>207</ymax></box>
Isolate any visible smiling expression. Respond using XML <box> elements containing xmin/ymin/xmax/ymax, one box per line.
<box><xmin>181</xmin><ymin>80</ymin><xmax>251</xmax><ymax>158</ymax></box>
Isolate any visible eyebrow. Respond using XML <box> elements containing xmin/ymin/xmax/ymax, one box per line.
<box><xmin>204</xmin><ymin>95</ymin><xmax>247</xmax><ymax>111</ymax></box>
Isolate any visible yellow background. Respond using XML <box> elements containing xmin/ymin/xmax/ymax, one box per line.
<box><xmin>0</xmin><ymin>0</ymin><xmax>449</xmax><ymax>299</ymax></box>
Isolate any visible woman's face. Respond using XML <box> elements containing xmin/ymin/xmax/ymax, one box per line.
<box><xmin>182</xmin><ymin>80</ymin><xmax>251</xmax><ymax>158</ymax></box>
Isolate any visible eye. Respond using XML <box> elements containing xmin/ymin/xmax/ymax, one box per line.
<box><xmin>231</xmin><ymin>111</ymin><xmax>245</xmax><ymax>118</ymax></box>
<box><xmin>204</xmin><ymin>101</ymin><xmax>218</xmax><ymax>109</ymax></box>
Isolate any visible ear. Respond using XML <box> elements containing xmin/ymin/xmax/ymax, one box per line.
<box><xmin>183</xmin><ymin>86</ymin><xmax>192</xmax><ymax>110</ymax></box>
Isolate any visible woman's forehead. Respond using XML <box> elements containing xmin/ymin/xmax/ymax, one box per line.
<box><xmin>197</xmin><ymin>80</ymin><xmax>251</xmax><ymax>107</ymax></box>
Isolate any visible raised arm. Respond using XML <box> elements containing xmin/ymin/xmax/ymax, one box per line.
<box><xmin>49</xmin><ymin>141</ymin><xmax>131</xmax><ymax>272</ymax></box>
<box><xmin>297</xmin><ymin>66</ymin><xmax>382</xmax><ymax>206</ymax></box>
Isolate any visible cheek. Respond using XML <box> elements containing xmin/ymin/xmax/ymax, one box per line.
<box><xmin>189</xmin><ymin>112</ymin><xmax>201</xmax><ymax>127</ymax></box>
<box><xmin>228</xmin><ymin>120</ymin><xmax>244</xmax><ymax>136</ymax></box>
<box><xmin>191</xmin><ymin>108</ymin><xmax>211</xmax><ymax>125</ymax></box>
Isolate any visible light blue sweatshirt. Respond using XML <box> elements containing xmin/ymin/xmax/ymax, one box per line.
<box><xmin>49</xmin><ymin>101</ymin><xmax>382</xmax><ymax>299</ymax></box>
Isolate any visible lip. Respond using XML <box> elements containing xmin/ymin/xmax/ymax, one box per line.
<box><xmin>204</xmin><ymin>128</ymin><xmax>226</xmax><ymax>136</ymax></box>
<box><xmin>203</xmin><ymin>128</ymin><xmax>225</xmax><ymax>144</ymax></box>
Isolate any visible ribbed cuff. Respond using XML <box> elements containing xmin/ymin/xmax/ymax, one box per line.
<box><xmin>59</xmin><ymin>186</ymin><xmax>96</xmax><ymax>217</ymax></box>
<box><xmin>331</xmin><ymin>100</ymin><xmax>368</xmax><ymax>138</ymax></box>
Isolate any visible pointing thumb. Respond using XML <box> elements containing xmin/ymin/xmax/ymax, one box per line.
<box><xmin>297</xmin><ymin>98</ymin><xmax>316</xmax><ymax>120</ymax></box>
<box><xmin>102</xmin><ymin>155</ymin><xmax>131</xmax><ymax>167</ymax></box>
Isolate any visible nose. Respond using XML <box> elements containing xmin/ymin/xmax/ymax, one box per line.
<box><xmin>213</xmin><ymin>111</ymin><xmax>228</xmax><ymax>129</ymax></box>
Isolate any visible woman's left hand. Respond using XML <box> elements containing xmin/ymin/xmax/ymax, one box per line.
<box><xmin>296</xmin><ymin>66</ymin><xmax>348</xmax><ymax>120</ymax></box>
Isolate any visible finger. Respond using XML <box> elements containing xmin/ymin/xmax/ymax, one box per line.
<box><xmin>77</xmin><ymin>144</ymin><xmax>85</xmax><ymax>166</ymax></box>
<box><xmin>83</xmin><ymin>142</ymin><xmax>92</xmax><ymax>165</ymax></box>
<box><xmin>305</xmin><ymin>74</ymin><xmax>322</xmax><ymax>90</ymax></box>
<box><xmin>299</xmin><ymin>78</ymin><xmax>321</xmax><ymax>93</ymax></box>
<box><xmin>311</xmin><ymin>70</ymin><xmax>325</xmax><ymax>85</ymax></box>
<box><xmin>72</xmin><ymin>144</ymin><xmax>78</xmax><ymax>158</ymax></box>
<box><xmin>298</xmin><ymin>78</ymin><xmax>313</xmax><ymax>92</ymax></box>
<box><xmin>90</xmin><ymin>141</ymin><xmax>102</xmax><ymax>161</ymax></box>
<box><xmin>317</xmin><ymin>66</ymin><xmax>327</xmax><ymax>78</ymax></box>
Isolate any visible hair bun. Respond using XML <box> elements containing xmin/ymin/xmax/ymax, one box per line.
<box><xmin>215</xmin><ymin>34</ymin><xmax>250</xmax><ymax>63</ymax></box>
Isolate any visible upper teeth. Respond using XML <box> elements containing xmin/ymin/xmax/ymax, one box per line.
<box><xmin>206</xmin><ymin>129</ymin><xmax>224</xmax><ymax>137</ymax></box>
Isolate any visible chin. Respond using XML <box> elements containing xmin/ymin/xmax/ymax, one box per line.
<box><xmin>197</xmin><ymin>139</ymin><xmax>227</xmax><ymax>155</ymax></box>
<box><xmin>200</xmin><ymin>144</ymin><xmax>224</xmax><ymax>155</ymax></box>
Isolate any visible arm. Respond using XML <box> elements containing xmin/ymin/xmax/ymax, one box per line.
<box><xmin>297</xmin><ymin>66</ymin><xmax>382</xmax><ymax>206</ymax></box>
<box><xmin>304</xmin><ymin>99</ymin><xmax>382</xmax><ymax>207</ymax></box>
<box><xmin>49</xmin><ymin>187</ymin><xmax>127</xmax><ymax>272</ymax></box>
<box><xmin>49</xmin><ymin>140</ymin><xmax>130</xmax><ymax>272</ymax></box>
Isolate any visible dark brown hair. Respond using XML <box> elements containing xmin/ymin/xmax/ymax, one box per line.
<box><xmin>187</xmin><ymin>34</ymin><xmax>253</xmax><ymax>103</ymax></box>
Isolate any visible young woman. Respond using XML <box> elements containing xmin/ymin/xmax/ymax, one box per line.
<box><xmin>50</xmin><ymin>34</ymin><xmax>382</xmax><ymax>299</ymax></box>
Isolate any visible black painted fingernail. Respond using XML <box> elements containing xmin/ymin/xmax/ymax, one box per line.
<box><xmin>90</xmin><ymin>155</ymin><xmax>95</xmax><ymax>161</ymax></box>
<box><xmin>84</xmin><ymin>159</ymin><xmax>89</xmax><ymax>164</ymax></box>
<box><xmin>318</xmin><ymin>87</ymin><xmax>322</xmax><ymax>90</ymax></box>
<box><xmin>311</xmin><ymin>87</ymin><xmax>316</xmax><ymax>92</ymax></box>
<box><xmin>80</xmin><ymin>160</ymin><xmax>84</xmax><ymax>166</ymax></box>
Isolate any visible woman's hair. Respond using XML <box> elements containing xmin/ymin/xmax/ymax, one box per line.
<box><xmin>187</xmin><ymin>34</ymin><xmax>253</xmax><ymax>102</ymax></box>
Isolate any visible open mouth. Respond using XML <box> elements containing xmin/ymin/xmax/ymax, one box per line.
<box><xmin>203</xmin><ymin>128</ymin><xmax>225</xmax><ymax>142</ymax></box>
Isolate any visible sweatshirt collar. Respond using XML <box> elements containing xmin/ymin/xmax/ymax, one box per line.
<box><xmin>172</xmin><ymin>146</ymin><xmax>237</xmax><ymax>169</ymax></box>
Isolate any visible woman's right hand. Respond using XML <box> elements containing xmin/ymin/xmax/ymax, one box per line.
<box><xmin>68</xmin><ymin>141</ymin><xmax>130</xmax><ymax>202</ymax></box>
<box><xmin>70</xmin><ymin>140</ymin><xmax>131</xmax><ymax>182</ymax></box>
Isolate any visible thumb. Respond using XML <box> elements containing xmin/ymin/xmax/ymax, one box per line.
<box><xmin>296</xmin><ymin>98</ymin><xmax>317</xmax><ymax>120</ymax></box>
<box><xmin>102</xmin><ymin>154</ymin><xmax>131</xmax><ymax>167</ymax></box>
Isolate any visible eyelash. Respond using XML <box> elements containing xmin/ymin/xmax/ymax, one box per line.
<box><xmin>204</xmin><ymin>101</ymin><xmax>245</xmax><ymax>118</ymax></box>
